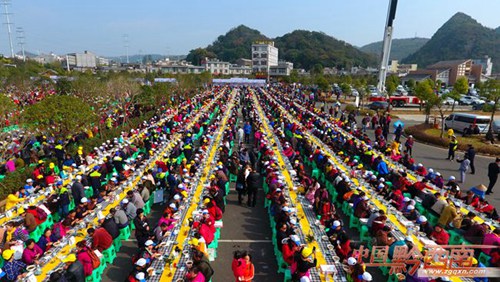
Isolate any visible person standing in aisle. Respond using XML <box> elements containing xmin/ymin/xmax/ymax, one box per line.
<box><xmin>447</xmin><ymin>135</ymin><xmax>458</xmax><ymax>161</ymax></box>
<box><xmin>467</xmin><ymin>144</ymin><xmax>476</xmax><ymax>174</ymax></box>
<box><xmin>457</xmin><ymin>153</ymin><xmax>470</xmax><ymax>184</ymax></box>
<box><xmin>245</xmin><ymin>167</ymin><xmax>260</xmax><ymax>208</ymax></box>
<box><xmin>486</xmin><ymin>158</ymin><xmax>499</xmax><ymax>195</ymax></box>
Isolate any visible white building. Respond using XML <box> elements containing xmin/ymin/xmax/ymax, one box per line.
<box><xmin>269</xmin><ymin>61</ymin><xmax>293</xmax><ymax>76</ymax></box>
<box><xmin>229</xmin><ymin>64</ymin><xmax>252</xmax><ymax>75</ymax></box>
<box><xmin>251</xmin><ymin>41</ymin><xmax>278</xmax><ymax>73</ymax></box>
<box><xmin>66</xmin><ymin>51</ymin><xmax>97</xmax><ymax>70</ymax></box>
<box><xmin>203</xmin><ymin>58</ymin><xmax>230</xmax><ymax>75</ymax></box>
<box><xmin>472</xmin><ymin>56</ymin><xmax>493</xmax><ymax>76</ymax></box>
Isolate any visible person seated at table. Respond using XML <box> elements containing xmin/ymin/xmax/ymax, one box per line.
<box><xmin>192</xmin><ymin>249</ymin><xmax>214</xmax><ymax>281</ymax></box>
<box><xmin>430</xmin><ymin>225</ymin><xmax>449</xmax><ymax>245</ymax></box>
<box><xmin>292</xmin><ymin>247</ymin><xmax>317</xmax><ymax>281</ymax></box>
<box><xmin>192</xmin><ymin>221</ymin><xmax>214</xmax><ymax>246</ymax></box>
<box><xmin>461</xmin><ymin>191</ymin><xmax>479</xmax><ymax>208</ymax></box>
<box><xmin>127</xmin><ymin>259</ymin><xmax>148</xmax><ymax>282</ymax></box>
<box><xmin>432</xmin><ymin>172</ymin><xmax>445</xmax><ymax>189</ymax></box>
<box><xmin>2</xmin><ymin>249</ymin><xmax>27</xmax><ymax>281</ymax></box>
<box><xmin>75</xmin><ymin>241</ymin><xmax>95</xmax><ymax>277</ymax></box>
<box><xmin>370</xmin><ymin>215</ymin><xmax>388</xmax><ymax>236</ymax></box>
<box><xmin>282</xmin><ymin>235</ymin><xmax>301</xmax><ymax>265</ymax></box>
<box><xmin>390</xmin><ymin>190</ymin><xmax>405</xmax><ymax>211</ymax></box>
<box><xmin>347</xmin><ymin>257</ymin><xmax>365</xmax><ymax>282</ymax></box>
<box><xmin>75</xmin><ymin>197</ymin><xmax>90</xmax><ymax>220</ymax></box>
<box><xmin>22</xmin><ymin>207</ymin><xmax>39</xmax><ymax>233</ymax></box>
<box><xmin>354</xmin><ymin>196</ymin><xmax>371</xmax><ymax>219</ymax></box>
<box><xmin>86</xmin><ymin>196</ymin><xmax>99</xmax><ymax>211</ymax></box>
<box><xmin>121</xmin><ymin>199</ymin><xmax>137</xmax><ymax>222</ymax></box>
<box><xmin>61</xmin><ymin>253</ymin><xmax>85</xmax><ymax>282</ymax></box>
<box><xmin>430</xmin><ymin>194</ymin><xmax>447</xmax><ymax>215</ymax></box>
<box><xmin>5</xmin><ymin>190</ymin><xmax>26</xmax><ymax>210</ymax></box>
<box><xmin>464</xmin><ymin>223</ymin><xmax>489</xmax><ymax>245</ymax></box>
<box><xmin>375</xmin><ymin>226</ymin><xmax>396</xmax><ymax>246</ymax></box>
<box><xmin>403</xmin><ymin>205</ymin><xmax>419</xmax><ymax>222</ymax></box>
<box><xmin>87</xmin><ymin>227</ymin><xmax>113</xmax><ymax>252</ymax></box>
<box><xmin>204</xmin><ymin>198</ymin><xmax>223</xmax><ymax>221</ymax></box>
<box><xmin>137</xmin><ymin>239</ymin><xmax>161</xmax><ymax>264</ymax></box>
<box><xmin>415</xmin><ymin>216</ymin><xmax>433</xmax><ymax>237</ymax></box>
<box><xmin>52</xmin><ymin>218</ymin><xmax>73</xmax><ymax>240</ymax></box>
<box><xmin>334</xmin><ymin>231</ymin><xmax>352</xmax><ymax>261</ymax></box>
<box><xmin>127</xmin><ymin>190</ymin><xmax>145</xmax><ymax>210</ymax></box>
<box><xmin>22</xmin><ymin>238</ymin><xmax>43</xmax><ymax>265</ymax></box>
<box><xmin>37</xmin><ymin>228</ymin><xmax>57</xmax><ymax>252</ymax></box>
<box><xmin>189</xmin><ymin>234</ymin><xmax>208</xmax><ymax>257</ymax></box>
<box><xmin>5</xmin><ymin>221</ymin><xmax>29</xmax><ymax>243</ymax></box>
<box><xmin>415</xmin><ymin>163</ymin><xmax>427</xmax><ymax>177</ymax></box>
<box><xmin>438</xmin><ymin>199</ymin><xmax>459</xmax><ymax>227</ymax></box>
<box><xmin>475</xmin><ymin>198</ymin><xmax>496</xmax><ymax>218</ymax></box>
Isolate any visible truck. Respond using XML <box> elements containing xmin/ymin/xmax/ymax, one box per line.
<box><xmin>368</xmin><ymin>95</ymin><xmax>422</xmax><ymax>107</ymax></box>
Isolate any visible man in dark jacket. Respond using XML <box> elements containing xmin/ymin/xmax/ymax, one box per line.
<box><xmin>467</xmin><ymin>144</ymin><xmax>476</xmax><ymax>174</ymax></box>
<box><xmin>487</xmin><ymin>158</ymin><xmax>499</xmax><ymax>195</ymax></box>
<box><xmin>193</xmin><ymin>249</ymin><xmax>214</xmax><ymax>281</ymax></box>
<box><xmin>100</xmin><ymin>217</ymin><xmax>119</xmax><ymax>239</ymax></box>
<box><xmin>245</xmin><ymin>168</ymin><xmax>260</xmax><ymax>207</ymax></box>
<box><xmin>71</xmin><ymin>176</ymin><xmax>85</xmax><ymax>206</ymax></box>
<box><xmin>62</xmin><ymin>254</ymin><xmax>85</xmax><ymax>282</ymax></box>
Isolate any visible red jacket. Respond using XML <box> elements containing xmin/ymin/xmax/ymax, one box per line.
<box><xmin>431</xmin><ymin>230</ymin><xmax>449</xmax><ymax>245</ymax></box>
<box><xmin>92</xmin><ymin>228</ymin><xmax>113</xmax><ymax>252</ymax></box>
<box><xmin>282</xmin><ymin>243</ymin><xmax>297</xmax><ymax>265</ymax></box>
<box><xmin>77</xmin><ymin>248</ymin><xmax>94</xmax><ymax>277</ymax></box>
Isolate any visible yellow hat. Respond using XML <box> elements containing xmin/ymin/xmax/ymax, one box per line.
<box><xmin>62</xmin><ymin>254</ymin><xmax>77</xmax><ymax>263</ymax></box>
<box><xmin>301</xmin><ymin>247</ymin><xmax>313</xmax><ymax>258</ymax></box>
<box><xmin>209</xmin><ymin>175</ymin><xmax>215</xmax><ymax>180</ymax></box>
<box><xmin>2</xmin><ymin>249</ymin><xmax>14</xmax><ymax>260</ymax></box>
<box><xmin>357</xmin><ymin>164</ymin><xmax>363</xmax><ymax>169</ymax></box>
<box><xmin>188</xmin><ymin>238</ymin><xmax>199</xmax><ymax>246</ymax></box>
<box><xmin>203</xmin><ymin>198</ymin><xmax>211</xmax><ymax>204</ymax></box>
<box><xmin>181</xmin><ymin>191</ymin><xmax>188</xmax><ymax>198</ymax></box>
<box><xmin>217</xmin><ymin>162</ymin><xmax>222</xmax><ymax>166</ymax></box>
<box><xmin>38</xmin><ymin>160</ymin><xmax>44</xmax><ymax>164</ymax></box>
<box><xmin>37</xmin><ymin>174</ymin><xmax>44</xmax><ymax>179</ymax></box>
<box><xmin>78</xmin><ymin>146</ymin><xmax>83</xmax><ymax>150</ymax></box>
<box><xmin>49</xmin><ymin>163</ymin><xmax>55</xmax><ymax>168</ymax></box>
<box><xmin>78</xmin><ymin>150</ymin><xmax>83</xmax><ymax>155</ymax></box>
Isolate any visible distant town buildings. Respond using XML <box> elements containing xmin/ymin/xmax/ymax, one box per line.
<box><xmin>63</xmin><ymin>50</ymin><xmax>109</xmax><ymax>70</ymax></box>
<box><xmin>402</xmin><ymin>59</ymin><xmax>485</xmax><ymax>85</ymax></box>
<box><xmin>388</xmin><ymin>60</ymin><xmax>418</xmax><ymax>75</ymax></box>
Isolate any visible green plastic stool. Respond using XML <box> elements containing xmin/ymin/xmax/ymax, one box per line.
<box><xmin>113</xmin><ymin>237</ymin><xmax>122</xmax><ymax>252</ymax></box>
<box><xmin>448</xmin><ymin>230</ymin><xmax>464</xmax><ymax>245</ymax></box>
<box><xmin>119</xmin><ymin>226</ymin><xmax>131</xmax><ymax>240</ymax></box>
<box><xmin>102</xmin><ymin>244</ymin><xmax>117</xmax><ymax>264</ymax></box>
<box><xmin>360</xmin><ymin>225</ymin><xmax>371</xmax><ymax>244</ymax></box>
<box><xmin>349</xmin><ymin>214</ymin><xmax>361</xmax><ymax>231</ymax></box>
<box><xmin>229</xmin><ymin>173</ymin><xmax>237</xmax><ymax>183</ymax></box>
<box><xmin>478</xmin><ymin>252</ymin><xmax>491</xmax><ymax>267</ymax></box>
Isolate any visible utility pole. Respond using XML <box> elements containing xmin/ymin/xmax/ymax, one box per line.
<box><xmin>1</xmin><ymin>0</ymin><xmax>15</xmax><ymax>58</ymax></box>
<box><xmin>16</xmin><ymin>26</ymin><xmax>25</xmax><ymax>61</ymax></box>
<box><xmin>123</xmin><ymin>34</ymin><xmax>129</xmax><ymax>64</ymax></box>
<box><xmin>377</xmin><ymin>0</ymin><xmax>398</xmax><ymax>93</ymax></box>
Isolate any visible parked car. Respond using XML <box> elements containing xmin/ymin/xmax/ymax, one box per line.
<box><xmin>459</xmin><ymin>95</ymin><xmax>485</xmax><ymax>105</ymax></box>
<box><xmin>444</xmin><ymin>113</ymin><xmax>491</xmax><ymax>133</ymax></box>
<box><xmin>472</xmin><ymin>101</ymin><xmax>497</xmax><ymax>110</ymax></box>
<box><xmin>367</xmin><ymin>101</ymin><xmax>389</xmax><ymax>110</ymax></box>
<box><xmin>442</xmin><ymin>97</ymin><xmax>456</xmax><ymax>105</ymax></box>
<box><xmin>492</xmin><ymin>119</ymin><xmax>500</xmax><ymax>134</ymax></box>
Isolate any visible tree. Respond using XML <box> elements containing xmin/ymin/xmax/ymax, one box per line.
<box><xmin>415</xmin><ymin>79</ymin><xmax>436</xmax><ymax>124</ymax></box>
<box><xmin>105</xmin><ymin>76</ymin><xmax>141</xmax><ymax>125</ymax></box>
<box><xmin>21</xmin><ymin>95</ymin><xmax>97</xmax><ymax>141</ymax></box>
<box><xmin>481</xmin><ymin>79</ymin><xmax>500</xmax><ymax>142</ymax></box>
<box><xmin>310</xmin><ymin>64</ymin><xmax>324</xmax><ymax>76</ymax></box>
<box><xmin>185</xmin><ymin>48</ymin><xmax>216</xmax><ymax>65</ymax></box>
<box><xmin>449</xmin><ymin>76</ymin><xmax>469</xmax><ymax>112</ymax></box>
<box><xmin>315</xmin><ymin>75</ymin><xmax>330</xmax><ymax>93</ymax></box>
<box><xmin>71</xmin><ymin>76</ymin><xmax>106</xmax><ymax>110</ymax></box>
<box><xmin>406</xmin><ymin>79</ymin><xmax>416</xmax><ymax>91</ymax></box>
<box><xmin>289</xmin><ymin>69</ymin><xmax>299</xmax><ymax>83</ymax></box>
<box><xmin>434</xmin><ymin>94</ymin><xmax>449</xmax><ymax>138</ymax></box>
<box><xmin>55</xmin><ymin>78</ymin><xmax>73</xmax><ymax>95</ymax></box>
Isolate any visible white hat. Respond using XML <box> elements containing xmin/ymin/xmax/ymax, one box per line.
<box><xmin>362</xmin><ymin>196</ymin><xmax>369</xmax><ymax>201</ymax></box>
<box><xmin>141</xmin><ymin>176</ymin><xmax>147</xmax><ymax>180</ymax></box>
<box><xmin>418</xmin><ymin>215</ymin><xmax>427</xmax><ymax>223</ymax></box>
<box><xmin>26</xmin><ymin>179</ymin><xmax>33</xmax><ymax>183</ymax></box>
<box><xmin>417</xmin><ymin>163</ymin><xmax>423</xmax><ymax>167</ymax></box>
<box><xmin>379</xmin><ymin>178</ymin><xmax>385</xmax><ymax>182</ymax></box>
<box><xmin>135</xmin><ymin>272</ymin><xmax>145</xmax><ymax>280</ymax></box>
<box><xmin>290</xmin><ymin>234</ymin><xmax>300</xmax><ymax>245</ymax></box>
<box><xmin>276</xmin><ymin>188</ymin><xmax>282</xmax><ymax>192</ymax></box>
<box><xmin>436</xmin><ymin>172</ymin><xmax>441</xmax><ymax>176</ymax></box>
<box><xmin>405</xmin><ymin>236</ymin><xmax>413</xmax><ymax>243</ymax></box>
<box><xmin>299</xmin><ymin>276</ymin><xmax>311</xmax><ymax>282</ymax></box>
<box><xmin>428</xmin><ymin>168</ymin><xmax>434</xmax><ymax>173</ymax></box>
<box><xmin>289</xmin><ymin>218</ymin><xmax>297</xmax><ymax>225</ymax></box>
<box><xmin>332</xmin><ymin>220</ymin><xmax>341</xmax><ymax>228</ymax></box>
<box><xmin>121</xmin><ymin>199</ymin><xmax>129</xmax><ymax>204</ymax></box>
<box><xmin>378</xmin><ymin>183</ymin><xmax>385</xmax><ymax>188</ymax></box>
<box><xmin>407</xmin><ymin>205</ymin><xmax>415</xmax><ymax>210</ymax></box>
<box><xmin>403</xmin><ymin>197</ymin><xmax>410</xmax><ymax>202</ymax></box>
<box><xmin>169</xmin><ymin>203</ymin><xmax>176</xmax><ymax>209</ymax></box>
<box><xmin>347</xmin><ymin>257</ymin><xmax>357</xmax><ymax>266</ymax></box>
<box><xmin>173</xmin><ymin>194</ymin><xmax>181</xmax><ymax>200</ymax></box>
<box><xmin>144</xmin><ymin>240</ymin><xmax>154</xmax><ymax>246</ymax></box>
<box><xmin>135</xmin><ymin>258</ymin><xmax>147</xmax><ymax>267</ymax></box>
<box><xmin>80</xmin><ymin>197</ymin><xmax>88</xmax><ymax>203</ymax></box>
<box><xmin>362</xmin><ymin>272</ymin><xmax>373</xmax><ymax>281</ymax></box>
<box><xmin>449</xmin><ymin>176</ymin><xmax>456</xmax><ymax>181</ymax></box>
<box><xmin>371</xmin><ymin>175</ymin><xmax>377</xmax><ymax>180</ymax></box>
<box><xmin>76</xmin><ymin>175</ymin><xmax>82</xmax><ymax>181</ymax></box>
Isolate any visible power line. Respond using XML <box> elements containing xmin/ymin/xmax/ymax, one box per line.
<box><xmin>16</xmin><ymin>26</ymin><xmax>25</xmax><ymax>61</ymax></box>
<box><xmin>1</xmin><ymin>0</ymin><xmax>15</xmax><ymax>58</ymax></box>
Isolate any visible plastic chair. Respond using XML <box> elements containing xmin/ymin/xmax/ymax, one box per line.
<box><xmin>478</xmin><ymin>252</ymin><xmax>491</xmax><ymax>267</ymax></box>
<box><xmin>360</xmin><ymin>225</ymin><xmax>371</xmax><ymax>244</ymax></box>
<box><xmin>119</xmin><ymin>226</ymin><xmax>131</xmax><ymax>240</ymax></box>
<box><xmin>311</xmin><ymin>169</ymin><xmax>320</xmax><ymax>180</ymax></box>
<box><xmin>102</xmin><ymin>244</ymin><xmax>117</xmax><ymax>264</ymax></box>
<box><xmin>448</xmin><ymin>230</ymin><xmax>464</xmax><ymax>245</ymax></box>
<box><xmin>349</xmin><ymin>214</ymin><xmax>361</xmax><ymax>231</ymax></box>
<box><xmin>229</xmin><ymin>173</ymin><xmax>237</xmax><ymax>183</ymax></box>
<box><xmin>113</xmin><ymin>237</ymin><xmax>122</xmax><ymax>252</ymax></box>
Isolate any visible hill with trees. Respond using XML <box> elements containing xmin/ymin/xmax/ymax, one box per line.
<box><xmin>402</xmin><ymin>12</ymin><xmax>500</xmax><ymax>71</ymax></box>
<box><xmin>359</xmin><ymin>37</ymin><xmax>429</xmax><ymax>60</ymax></box>
<box><xmin>186</xmin><ymin>25</ymin><xmax>377</xmax><ymax>70</ymax></box>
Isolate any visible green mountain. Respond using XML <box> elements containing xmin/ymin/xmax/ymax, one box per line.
<box><xmin>186</xmin><ymin>25</ymin><xmax>377</xmax><ymax>70</ymax></box>
<box><xmin>274</xmin><ymin>30</ymin><xmax>377</xmax><ymax>70</ymax></box>
<box><xmin>186</xmin><ymin>25</ymin><xmax>269</xmax><ymax>65</ymax></box>
<box><xmin>402</xmin><ymin>12</ymin><xmax>500</xmax><ymax>71</ymax></box>
<box><xmin>359</xmin><ymin>37</ymin><xmax>429</xmax><ymax>61</ymax></box>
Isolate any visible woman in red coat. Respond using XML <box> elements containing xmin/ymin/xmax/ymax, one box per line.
<box><xmin>76</xmin><ymin>241</ymin><xmax>95</xmax><ymax>277</ymax></box>
<box><xmin>282</xmin><ymin>235</ymin><xmax>301</xmax><ymax>265</ymax></box>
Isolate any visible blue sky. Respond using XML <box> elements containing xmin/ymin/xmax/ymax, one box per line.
<box><xmin>1</xmin><ymin>0</ymin><xmax>499</xmax><ymax>57</ymax></box>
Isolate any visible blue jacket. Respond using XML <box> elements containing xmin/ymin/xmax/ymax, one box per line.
<box><xmin>377</xmin><ymin>160</ymin><xmax>389</xmax><ymax>175</ymax></box>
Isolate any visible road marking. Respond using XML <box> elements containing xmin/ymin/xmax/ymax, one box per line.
<box><xmin>218</xmin><ymin>239</ymin><xmax>272</xmax><ymax>243</ymax></box>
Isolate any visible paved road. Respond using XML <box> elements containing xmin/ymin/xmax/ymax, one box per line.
<box><xmin>358</xmin><ymin>114</ymin><xmax>500</xmax><ymax>209</ymax></box>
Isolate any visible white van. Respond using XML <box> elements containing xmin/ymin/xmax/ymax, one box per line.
<box><xmin>444</xmin><ymin>113</ymin><xmax>491</xmax><ymax>133</ymax></box>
